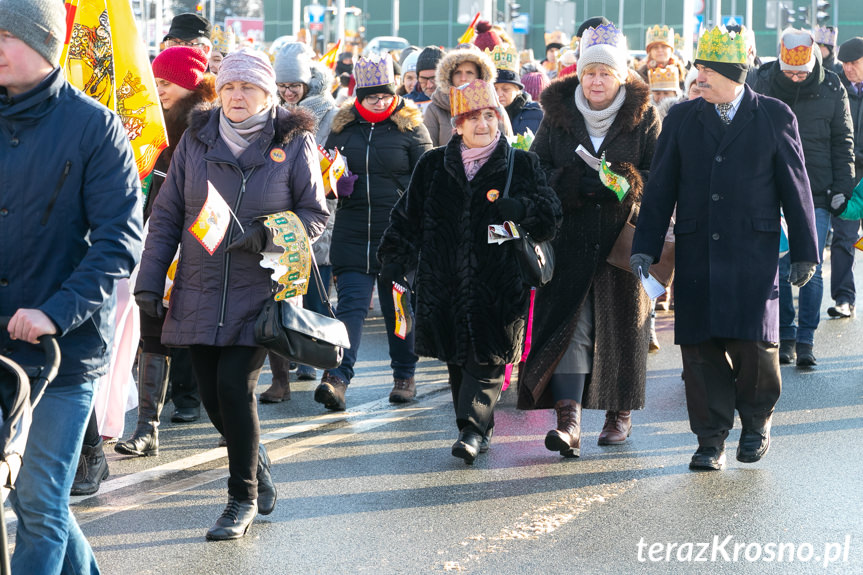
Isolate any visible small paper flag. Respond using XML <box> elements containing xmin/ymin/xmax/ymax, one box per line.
<box><xmin>188</xmin><ymin>182</ymin><xmax>233</xmax><ymax>255</ymax></box>
<box><xmin>599</xmin><ymin>153</ymin><xmax>631</xmax><ymax>202</ymax></box>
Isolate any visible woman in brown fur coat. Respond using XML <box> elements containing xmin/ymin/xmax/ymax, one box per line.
<box><xmin>520</xmin><ymin>24</ymin><xmax>661</xmax><ymax>458</ymax></box>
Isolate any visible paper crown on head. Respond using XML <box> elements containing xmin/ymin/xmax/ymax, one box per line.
<box><xmin>486</xmin><ymin>45</ymin><xmax>520</xmax><ymax>73</ymax></box>
<box><xmin>354</xmin><ymin>54</ymin><xmax>395</xmax><ymax>89</ymax></box>
<box><xmin>811</xmin><ymin>25</ymin><xmax>838</xmax><ymax>47</ymax></box>
<box><xmin>646</xmin><ymin>25</ymin><xmax>675</xmax><ymax>49</ymax></box>
<box><xmin>449</xmin><ymin>79</ymin><xmax>500</xmax><ymax>118</ymax></box>
<box><xmin>648</xmin><ymin>66</ymin><xmax>680</xmax><ymax>91</ymax></box>
<box><xmin>211</xmin><ymin>25</ymin><xmax>237</xmax><ymax>54</ymax></box>
<box><xmin>674</xmin><ymin>32</ymin><xmax>686</xmax><ymax>52</ymax></box>
<box><xmin>695</xmin><ymin>26</ymin><xmax>748</xmax><ymax>64</ymax></box>
<box><xmin>581</xmin><ymin>22</ymin><xmax>627</xmax><ymax>52</ymax></box>
<box><xmin>545</xmin><ymin>30</ymin><xmax>569</xmax><ymax>49</ymax></box>
<box><xmin>780</xmin><ymin>29</ymin><xmax>816</xmax><ymax>71</ymax></box>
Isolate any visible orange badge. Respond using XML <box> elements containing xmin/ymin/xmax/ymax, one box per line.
<box><xmin>486</xmin><ymin>189</ymin><xmax>500</xmax><ymax>202</ymax></box>
<box><xmin>270</xmin><ymin>148</ymin><xmax>286</xmax><ymax>163</ymax></box>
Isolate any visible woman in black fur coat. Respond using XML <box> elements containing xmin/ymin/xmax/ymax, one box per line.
<box><xmin>378</xmin><ymin>79</ymin><xmax>562</xmax><ymax>464</ymax></box>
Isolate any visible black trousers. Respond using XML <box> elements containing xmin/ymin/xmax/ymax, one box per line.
<box><xmin>140</xmin><ymin>336</ymin><xmax>200</xmax><ymax>409</ymax></box>
<box><xmin>446</xmin><ymin>353</ymin><xmax>505</xmax><ymax>436</ymax></box>
<box><xmin>680</xmin><ymin>339</ymin><xmax>781</xmax><ymax>448</ymax></box>
<box><xmin>189</xmin><ymin>345</ymin><xmax>267</xmax><ymax>501</ymax></box>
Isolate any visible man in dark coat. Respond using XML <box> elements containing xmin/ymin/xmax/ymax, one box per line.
<box><xmin>751</xmin><ymin>28</ymin><xmax>855</xmax><ymax>366</ymax></box>
<box><xmin>632</xmin><ymin>26</ymin><xmax>819</xmax><ymax>472</ymax></box>
<box><xmin>827</xmin><ymin>37</ymin><xmax>863</xmax><ymax>320</ymax></box>
<box><xmin>0</xmin><ymin>0</ymin><xmax>143</xmax><ymax>570</ymax></box>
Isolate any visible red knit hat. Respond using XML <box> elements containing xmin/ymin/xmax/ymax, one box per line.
<box><xmin>152</xmin><ymin>46</ymin><xmax>209</xmax><ymax>91</ymax></box>
<box><xmin>472</xmin><ymin>21</ymin><xmax>502</xmax><ymax>53</ymax></box>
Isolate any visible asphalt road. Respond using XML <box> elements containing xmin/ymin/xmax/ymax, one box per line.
<box><xmin>8</xmin><ymin>259</ymin><xmax>863</xmax><ymax>574</ymax></box>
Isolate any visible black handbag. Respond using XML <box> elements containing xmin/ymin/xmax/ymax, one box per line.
<box><xmin>254</xmin><ymin>254</ymin><xmax>350</xmax><ymax>370</ymax></box>
<box><xmin>501</xmin><ymin>147</ymin><xmax>556</xmax><ymax>287</ymax></box>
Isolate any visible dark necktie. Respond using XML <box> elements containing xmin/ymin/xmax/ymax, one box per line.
<box><xmin>716</xmin><ymin>102</ymin><xmax>733</xmax><ymax>126</ymax></box>
<box><xmin>856</xmin><ymin>83</ymin><xmax>863</xmax><ymax>96</ymax></box>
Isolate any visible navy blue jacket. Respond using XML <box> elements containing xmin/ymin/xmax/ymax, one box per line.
<box><xmin>633</xmin><ymin>85</ymin><xmax>819</xmax><ymax>345</ymax></box>
<box><xmin>506</xmin><ymin>93</ymin><xmax>544</xmax><ymax>136</ymax></box>
<box><xmin>0</xmin><ymin>69</ymin><xmax>143</xmax><ymax>385</ymax></box>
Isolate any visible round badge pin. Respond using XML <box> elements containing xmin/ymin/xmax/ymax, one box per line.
<box><xmin>270</xmin><ymin>148</ymin><xmax>286</xmax><ymax>163</ymax></box>
<box><xmin>486</xmin><ymin>189</ymin><xmax>500</xmax><ymax>202</ymax></box>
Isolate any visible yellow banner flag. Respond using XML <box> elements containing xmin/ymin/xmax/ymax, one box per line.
<box><xmin>61</xmin><ymin>0</ymin><xmax>167</xmax><ymax>180</ymax></box>
<box><xmin>457</xmin><ymin>13</ymin><xmax>481</xmax><ymax>45</ymax></box>
<box><xmin>319</xmin><ymin>39</ymin><xmax>341</xmax><ymax>70</ymax></box>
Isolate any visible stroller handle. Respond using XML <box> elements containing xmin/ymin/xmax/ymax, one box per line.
<box><xmin>0</xmin><ymin>316</ymin><xmax>61</xmax><ymax>398</ymax></box>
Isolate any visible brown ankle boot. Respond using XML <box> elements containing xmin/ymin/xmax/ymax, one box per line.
<box><xmin>597</xmin><ymin>410</ymin><xmax>632</xmax><ymax>445</ymax></box>
<box><xmin>544</xmin><ymin>399</ymin><xmax>582</xmax><ymax>458</ymax></box>
<box><xmin>260</xmin><ymin>379</ymin><xmax>291</xmax><ymax>403</ymax></box>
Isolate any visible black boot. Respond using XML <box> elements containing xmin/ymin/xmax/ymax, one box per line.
<box><xmin>545</xmin><ymin>399</ymin><xmax>582</xmax><ymax>458</ymax></box>
<box><xmin>205</xmin><ymin>496</ymin><xmax>257</xmax><ymax>540</ymax></box>
<box><xmin>115</xmin><ymin>353</ymin><xmax>169</xmax><ymax>456</ymax></box>
<box><xmin>256</xmin><ymin>444</ymin><xmax>277</xmax><ymax>515</ymax></box>
<box><xmin>71</xmin><ymin>439</ymin><xmax>109</xmax><ymax>496</ymax></box>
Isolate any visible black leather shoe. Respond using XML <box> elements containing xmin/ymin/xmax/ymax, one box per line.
<box><xmin>778</xmin><ymin>340</ymin><xmax>796</xmax><ymax>365</ymax></box>
<box><xmin>479</xmin><ymin>427</ymin><xmax>493</xmax><ymax>454</ymax></box>
<box><xmin>737</xmin><ymin>422</ymin><xmax>771</xmax><ymax>463</ymax></box>
<box><xmin>256</xmin><ymin>444</ymin><xmax>277</xmax><ymax>515</ymax></box>
<box><xmin>171</xmin><ymin>406</ymin><xmax>200</xmax><ymax>423</ymax></box>
<box><xmin>796</xmin><ymin>343</ymin><xmax>816</xmax><ymax>367</ymax></box>
<box><xmin>689</xmin><ymin>445</ymin><xmax>726</xmax><ymax>471</ymax></box>
<box><xmin>452</xmin><ymin>430</ymin><xmax>482</xmax><ymax>464</ymax></box>
<box><xmin>206</xmin><ymin>497</ymin><xmax>257</xmax><ymax>540</ymax></box>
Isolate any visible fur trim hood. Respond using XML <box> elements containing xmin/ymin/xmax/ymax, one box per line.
<box><xmin>430</xmin><ymin>46</ymin><xmax>498</xmax><ymax>110</ymax></box>
<box><xmin>540</xmin><ymin>71</ymin><xmax>652</xmax><ymax>135</ymax></box>
<box><xmin>329</xmin><ymin>97</ymin><xmax>425</xmax><ymax>134</ymax></box>
<box><xmin>187</xmin><ymin>103</ymin><xmax>317</xmax><ymax>146</ymax></box>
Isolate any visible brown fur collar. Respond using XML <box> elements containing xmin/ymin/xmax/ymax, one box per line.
<box><xmin>540</xmin><ymin>72</ymin><xmax>651</xmax><ymax>135</ymax></box>
<box><xmin>329</xmin><ymin>97</ymin><xmax>425</xmax><ymax>134</ymax></box>
<box><xmin>187</xmin><ymin>101</ymin><xmax>316</xmax><ymax>146</ymax></box>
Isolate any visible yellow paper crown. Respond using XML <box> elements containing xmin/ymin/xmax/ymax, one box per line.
<box><xmin>646</xmin><ymin>25</ymin><xmax>674</xmax><ymax>49</ymax></box>
<box><xmin>486</xmin><ymin>44</ymin><xmax>520</xmax><ymax>73</ymax></box>
<box><xmin>449</xmin><ymin>79</ymin><xmax>499</xmax><ymax>118</ymax></box>
<box><xmin>211</xmin><ymin>25</ymin><xmax>237</xmax><ymax>55</ymax></box>
<box><xmin>781</xmin><ymin>43</ymin><xmax>813</xmax><ymax>66</ymax></box>
<box><xmin>674</xmin><ymin>32</ymin><xmax>685</xmax><ymax>52</ymax></box>
<box><xmin>545</xmin><ymin>30</ymin><xmax>569</xmax><ymax>47</ymax></box>
<box><xmin>695</xmin><ymin>26</ymin><xmax>748</xmax><ymax>64</ymax></box>
<box><xmin>648</xmin><ymin>66</ymin><xmax>680</xmax><ymax>91</ymax></box>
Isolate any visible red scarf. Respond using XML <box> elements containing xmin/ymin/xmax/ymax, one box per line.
<box><xmin>354</xmin><ymin>95</ymin><xmax>400</xmax><ymax>124</ymax></box>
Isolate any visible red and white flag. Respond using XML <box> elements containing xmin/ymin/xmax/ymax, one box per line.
<box><xmin>188</xmin><ymin>182</ymin><xmax>233</xmax><ymax>255</ymax></box>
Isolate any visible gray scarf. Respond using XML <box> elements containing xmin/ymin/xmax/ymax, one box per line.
<box><xmin>574</xmin><ymin>85</ymin><xmax>627</xmax><ymax>139</ymax></box>
<box><xmin>219</xmin><ymin>106</ymin><xmax>273</xmax><ymax>158</ymax></box>
<box><xmin>298</xmin><ymin>91</ymin><xmax>336</xmax><ymax>125</ymax></box>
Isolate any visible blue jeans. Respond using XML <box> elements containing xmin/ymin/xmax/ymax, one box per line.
<box><xmin>10</xmin><ymin>381</ymin><xmax>100</xmax><ymax>575</ymax></box>
<box><xmin>830</xmin><ymin>215</ymin><xmax>860</xmax><ymax>306</ymax></box>
<box><xmin>779</xmin><ymin>207</ymin><xmax>830</xmax><ymax>345</ymax></box>
<box><xmin>305</xmin><ymin>265</ymin><xmax>333</xmax><ymax>317</ymax></box>
<box><xmin>330</xmin><ymin>270</ymin><xmax>417</xmax><ymax>383</ymax></box>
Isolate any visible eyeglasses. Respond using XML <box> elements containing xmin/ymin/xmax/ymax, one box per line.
<box><xmin>417</xmin><ymin>75</ymin><xmax>436</xmax><ymax>85</ymax></box>
<box><xmin>277</xmin><ymin>83</ymin><xmax>306</xmax><ymax>93</ymax></box>
<box><xmin>782</xmin><ymin>70</ymin><xmax>809</xmax><ymax>80</ymax></box>
<box><xmin>162</xmin><ymin>37</ymin><xmax>208</xmax><ymax>49</ymax></box>
<box><xmin>363</xmin><ymin>94</ymin><xmax>394</xmax><ymax>105</ymax></box>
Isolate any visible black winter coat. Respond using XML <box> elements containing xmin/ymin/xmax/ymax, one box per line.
<box><xmin>326</xmin><ymin>99</ymin><xmax>433</xmax><ymax>275</ymax></box>
<box><xmin>378</xmin><ymin>135</ymin><xmax>562</xmax><ymax>366</ymax></box>
<box><xmin>518</xmin><ymin>75</ymin><xmax>660</xmax><ymax>411</ymax></box>
<box><xmin>752</xmin><ymin>59</ymin><xmax>855</xmax><ymax>207</ymax></box>
<box><xmin>505</xmin><ymin>92</ymin><xmax>544</xmax><ymax>136</ymax></box>
<box><xmin>838</xmin><ymin>71</ymin><xmax>863</xmax><ymax>185</ymax></box>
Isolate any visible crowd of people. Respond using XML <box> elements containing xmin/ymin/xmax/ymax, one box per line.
<box><xmin>1</xmin><ymin>1</ymin><xmax>862</xmax><ymax>571</ymax></box>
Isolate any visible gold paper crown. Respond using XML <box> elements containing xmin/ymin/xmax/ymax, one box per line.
<box><xmin>695</xmin><ymin>26</ymin><xmax>748</xmax><ymax>64</ymax></box>
<box><xmin>674</xmin><ymin>32</ymin><xmax>685</xmax><ymax>52</ymax></box>
<box><xmin>449</xmin><ymin>79</ymin><xmax>500</xmax><ymax>118</ymax></box>
<box><xmin>486</xmin><ymin>45</ymin><xmax>520</xmax><ymax>73</ymax></box>
<box><xmin>211</xmin><ymin>25</ymin><xmax>236</xmax><ymax>55</ymax></box>
<box><xmin>812</xmin><ymin>25</ymin><xmax>838</xmax><ymax>46</ymax></box>
<box><xmin>648</xmin><ymin>66</ymin><xmax>680</xmax><ymax>91</ymax></box>
<box><xmin>646</xmin><ymin>25</ymin><xmax>674</xmax><ymax>49</ymax></box>
<box><xmin>355</xmin><ymin>54</ymin><xmax>395</xmax><ymax>89</ymax></box>
<box><xmin>781</xmin><ymin>43</ymin><xmax>813</xmax><ymax>66</ymax></box>
<box><xmin>545</xmin><ymin>30</ymin><xmax>569</xmax><ymax>47</ymax></box>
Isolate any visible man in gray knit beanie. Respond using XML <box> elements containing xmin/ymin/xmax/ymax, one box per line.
<box><xmin>0</xmin><ymin>0</ymin><xmax>66</xmax><ymax>67</ymax></box>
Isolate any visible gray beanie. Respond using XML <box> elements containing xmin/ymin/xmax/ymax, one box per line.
<box><xmin>274</xmin><ymin>42</ymin><xmax>315</xmax><ymax>85</ymax></box>
<box><xmin>216</xmin><ymin>48</ymin><xmax>277</xmax><ymax>97</ymax></box>
<box><xmin>0</xmin><ymin>0</ymin><xmax>66</xmax><ymax>67</ymax></box>
<box><xmin>416</xmin><ymin>46</ymin><xmax>445</xmax><ymax>75</ymax></box>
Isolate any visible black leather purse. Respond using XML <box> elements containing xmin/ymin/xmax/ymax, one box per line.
<box><xmin>502</xmin><ymin>147</ymin><xmax>555</xmax><ymax>287</ymax></box>
<box><xmin>254</xmin><ymin>255</ymin><xmax>350</xmax><ymax>369</ymax></box>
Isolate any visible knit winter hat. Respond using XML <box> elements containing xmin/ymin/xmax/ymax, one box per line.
<box><xmin>472</xmin><ymin>21</ymin><xmax>502</xmax><ymax>53</ymax></box>
<box><xmin>402</xmin><ymin>51</ymin><xmax>419</xmax><ymax>74</ymax></box>
<box><xmin>779</xmin><ymin>29</ymin><xmax>816</xmax><ymax>73</ymax></box>
<box><xmin>577</xmin><ymin>23</ymin><xmax>629</xmax><ymax>82</ymax></box>
<box><xmin>0</xmin><ymin>0</ymin><xmax>66</xmax><ymax>67</ymax></box>
<box><xmin>522</xmin><ymin>71</ymin><xmax>550</xmax><ymax>102</ymax></box>
<box><xmin>274</xmin><ymin>42</ymin><xmax>314</xmax><ymax>85</ymax></box>
<box><xmin>152</xmin><ymin>46</ymin><xmax>209</xmax><ymax>91</ymax></box>
<box><xmin>416</xmin><ymin>46</ymin><xmax>446</xmax><ymax>76</ymax></box>
<box><xmin>216</xmin><ymin>48</ymin><xmax>277</xmax><ymax>97</ymax></box>
<box><xmin>838</xmin><ymin>37</ymin><xmax>863</xmax><ymax>64</ymax></box>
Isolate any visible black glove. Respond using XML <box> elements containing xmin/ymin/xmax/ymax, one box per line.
<box><xmin>380</xmin><ymin>262</ymin><xmax>408</xmax><ymax>287</ymax></box>
<box><xmin>495</xmin><ymin>197</ymin><xmax>526</xmax><ymax>224</ymax></box>
<box><xmin>789</xmin><ymin>261</ymin><xmax>818</xmax><ymax>287</ymax></box>
<box><xmin>135</xmin><ymin>291</ymin><xmax>165</xmax><ymax>320</ymax></box>
<box><xmin>579</xmin><ymin>169</ymin><xmax>609</xmax><ymax>199</ymax></box>
<box><xmin>226</xmin><ymin>221</ymin><xmax>269</xmax><ymax>254</ymax></box>
<box><xmin>630</xmin><ymin>253</ymin><xmax>653</xmax><ymax>279</ymax></box>
<box><xmin>828</xmin><ymin>191</ymin><xmax>848</xmax><ymax>216</ymax></box>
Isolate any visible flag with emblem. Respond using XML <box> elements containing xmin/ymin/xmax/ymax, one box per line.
<box><xmin>189</xmin><ymin>182</ymin><xmax>234</xmax><ymax>255</ymax></box>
